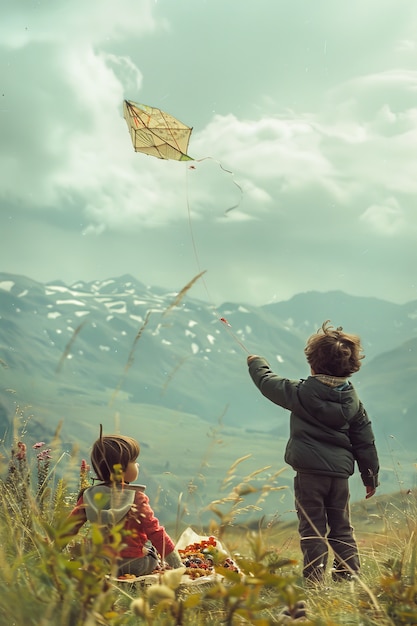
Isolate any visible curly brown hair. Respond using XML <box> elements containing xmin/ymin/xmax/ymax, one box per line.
<box><xmin>304</xmin><ymin>320</ymin><xmax>365</xmax><ymax>377</ymax></box>
<box><xmin>90</xmin><ymin>425</ymin><xmax>140</xmax><ymax>482</ymax></box>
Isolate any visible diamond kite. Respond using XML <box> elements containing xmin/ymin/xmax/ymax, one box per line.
<box><xmin>123</xmin><ymin>100</ymin><xmax>193</xmax><ymax>161</ymax></box>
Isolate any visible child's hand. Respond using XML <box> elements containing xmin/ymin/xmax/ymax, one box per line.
<box><xmin>365</xmin><ymin>485</ymin><xmax>376</xmax><ymax>499</ymax></box>
<box><xmin>247</xmin><ymin>355</ymin><xmax>260</xmax><ymax>364</ymax></box>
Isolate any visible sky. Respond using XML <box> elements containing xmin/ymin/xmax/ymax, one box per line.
<box><xmin>1</xmin><ymin>0</ymin><xmax>416</xmax><ymax>307</ymax></box>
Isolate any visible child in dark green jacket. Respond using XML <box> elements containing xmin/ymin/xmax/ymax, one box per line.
<box><xmin>247</xmin><ymin>321</ymin><xmax>379</xmax><ymax>584</ymax></box>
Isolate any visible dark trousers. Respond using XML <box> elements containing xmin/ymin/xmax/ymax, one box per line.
<box><xmin>294</xmin><ymin>473</ymin><xmax>360</xmax><ymax>582</ymax></box>
<box><xmin>118</xmin><ymin>544</ymin><xmax>160</xmax><ymax>577</ymax></box>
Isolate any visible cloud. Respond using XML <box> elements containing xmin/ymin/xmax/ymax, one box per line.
<box><xmin>2</xmin><ymin>54</ymin><xmax>417</xmax><ymax>239</ymax></box>
<box><xmin>0</xmin><ymin>0</ymin><xmax>162</xmax><ymax>221</ymax></box>
<box><xmin>360</xmin><ymin>198</ymin><xmax>406</xmax><ymax>235</ymax></box>
<box><xmin>2</xmin><ymin>0</ymin><xmax>417</xmax><ymax>239</ymax></box>
<box><xmin>1</xmin><ymin>1</ymin><xmax>417</xmax><ymax>306</ymax></box>
<box><xmin>396</xmin><ymin>39</ymin><xmax>416</xmax><ymax>53</ymax></box>
<box><xmin>327</xmin><ymin>69</ymin><xmax>417</xmax><ymax>127</ymax></box>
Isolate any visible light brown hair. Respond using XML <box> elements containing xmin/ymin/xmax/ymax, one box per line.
<box><xmin>90</xmin><ymin>425</ymin><xmax>140</xmax><ymax>482</ymax></box>
<box><xmin>304</xmin><ymin>320</ymin><xmax>364</xmax><ymax>377</ymax></box>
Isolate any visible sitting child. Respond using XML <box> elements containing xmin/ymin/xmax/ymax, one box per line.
<box><xmin>69</xmin><ymin>426</ymin><xmax>182</xmax><ymax>577</ymax></box>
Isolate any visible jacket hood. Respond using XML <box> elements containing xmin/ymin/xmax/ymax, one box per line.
<box><xmin>297</xmin><ymin>377</ymin><xmax>359</xmax><ymax>429</ymax></box>
<box><xmin>83</xmin><ymin>483</ymin><xmax>146</xmax><ymax>526</ymax></box>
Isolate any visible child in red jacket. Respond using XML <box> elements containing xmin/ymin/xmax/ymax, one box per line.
<box><xmin>69</xmin><ymin>427</ymin><xmax>182</xmax><ymax>577</ymax></box>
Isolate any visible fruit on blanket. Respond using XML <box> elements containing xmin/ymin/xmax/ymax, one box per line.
<box><xmin>184</xmin><ymin>567</ymin><xmax>210</xmax><ymax>579</ymax></box>
<box><xmin>178</xmin><ymin>537</ymin><xmax>239</xmax><ymax>575</ymax></box>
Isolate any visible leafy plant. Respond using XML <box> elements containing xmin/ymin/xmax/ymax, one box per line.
<box><xmin>1</xmin><ymin>423</ymin><xmax>417</xmax><ymax>625</ymax></box>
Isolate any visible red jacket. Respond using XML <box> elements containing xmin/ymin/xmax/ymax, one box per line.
<box><xmin>70</xmin><ymin>483</ymin><xmax>176</xmax><ymax>560</ymax></box>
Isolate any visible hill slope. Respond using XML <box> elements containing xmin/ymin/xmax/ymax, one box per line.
<box><xmin>1</xmin><ymin>273</ymin><xmax>416</xmax><ymax>515</ymax></box>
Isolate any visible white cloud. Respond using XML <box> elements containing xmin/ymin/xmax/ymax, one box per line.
<box><xmin>396</xmin><ymin>39</ymin><xmax>416</xmax><ymax>53</ymax></box>
<box><xmin>3</xmin><ymin>55</ymin><xmax>417</xmax><ymax>239</ymax></box>
<box><xmin>326</xmin><ymin>69</ymin><xmax>417</xmax><ymax>125</ymax></box>
<box><xmin>2</xmin><ymin>2</ymin><xmax>417</xmax><ymax>238</ymax></box>
<box><xmin>0</xmin><ymin>0</ymin><xmax>161</xmax><ymax>217</ymax></box>
<box><xmin>1</xmin><ymin>0</ymin><xmax>417</xmax><ymax>306</ymax></box>
<box><xmin>360</xmin><ymin>198</ymin><xmax>406</xmax><ymax>235</ymax></box>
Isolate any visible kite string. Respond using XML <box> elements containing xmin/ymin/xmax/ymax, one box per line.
<box><xmin>185</xmin><ymin>166</ymin><xmax>249</xmax><ymax>354</ymax></box>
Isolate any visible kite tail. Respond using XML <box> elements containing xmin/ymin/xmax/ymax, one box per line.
<box><xmin>193</xmin><ymin>156</ymin><xmax>243</xmax><ymax>214</ymax></box>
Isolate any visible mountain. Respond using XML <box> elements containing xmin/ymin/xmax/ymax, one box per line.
<box><xmin>1</xmin><ymin>273</ymin><xmax>416</xmax><ymax>517</ymax></box>
<box><xmin>263</xmin><ymin>291</ymin><xmax>417</xmax><ymax>355</ymax></box>
<box><xmin>359</xmin><ymin>336</ymin><xmax>417</xmax><ymax>442</ymax></box>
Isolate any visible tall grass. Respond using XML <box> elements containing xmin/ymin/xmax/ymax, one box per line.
<box><xmin>1</xmin><ymin>426</ymin><xmax>417</xmax><ymax>625</ymax></box>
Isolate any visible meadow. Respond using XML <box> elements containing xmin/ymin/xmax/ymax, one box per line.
<box><xmin>1</xmin><ymin>411</ymin><xmax>417</xmax><ymax>626</ymax></box>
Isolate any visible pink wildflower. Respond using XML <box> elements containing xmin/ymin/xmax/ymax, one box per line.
<box><xmin>37</xmin><ymin>448</ymin><xmax>52</xmax><ymax>461</ymax></box>
<box><xmin>79</xmin><ymin>458</ymin><xmax>91</xmax><ymax>491</ymax></box>
<box><xmin>16</xmin><ymin>442</ymin><xmax>27</xmax><ymax>460</ymax></box>
<box><xmin>32</xmin><ymin>442</ymin><xmax>45</xmax><ymax>449</ymax></box>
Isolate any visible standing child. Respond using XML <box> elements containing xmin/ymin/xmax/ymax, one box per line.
<box><xmin>247</xmin><ymin>321</ymin><xmax>379</xmax><ymax>584</ymax></box>
<box><xmin>69</xmin><ymin>426</ymin><xmax>182</xmax><ymax>577</ymax></box>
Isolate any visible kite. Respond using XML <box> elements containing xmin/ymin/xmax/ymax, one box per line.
<box><xmin>123</xmin><ymin>100</ymin><xmax>193</xmax><ymax>161</ymax></box>
<box><xmin>122</xmin><ymin>98</ymin><xmax>247</xmax><ymax>352</ymax></box>
<box><xmin>123</xmin><ymin>98</ymin><xmax>242</xmax><ymax>213</ymax></box>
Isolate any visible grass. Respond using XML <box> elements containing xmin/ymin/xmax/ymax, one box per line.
<box><xmin>1</xmin><ymin>416</ymin><xmax>417</xmax><ymax>625</ymax></box>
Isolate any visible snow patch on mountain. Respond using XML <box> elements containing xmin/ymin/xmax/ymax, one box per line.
<box><xmin>0</xmin><ymin>281</ymin><xmax>14</xmax><ymax>291</ymax></box>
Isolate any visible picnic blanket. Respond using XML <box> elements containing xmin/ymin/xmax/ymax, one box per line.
<box><xmin>115</xmin><ymin>526</ymin><xmax>239</xmax><ymax>588</ymax></box>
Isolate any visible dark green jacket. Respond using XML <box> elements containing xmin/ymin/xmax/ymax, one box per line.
<box><xmin>248</xmin><ymin>357</ymin><xmax>379</xmax><ymax>488</ymax></box>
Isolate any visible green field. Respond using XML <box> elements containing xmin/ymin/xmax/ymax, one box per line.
<box><xmin>1</xmin><ymin>414</ymin><xmax>417</xmax><ymax>625</ymax></box>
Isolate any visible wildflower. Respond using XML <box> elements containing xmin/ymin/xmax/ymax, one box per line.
<box><xmin>16</xmin><ymin>442</ymin><xmax>27</xmax><ymax>460</ymax></box>
<box><xmin>32</xmin><ymin>442</ymin><xmax>45</xmax><ymax>449</ymax></box>
<box><xmin>131</xmin><ymin>598</ymin><xmax>150</xmax><ymax>618</ymax></box>
<box><xmin>146</xmin><ymin>584</ymin><xmax>176</xmax><ymax>604</ymax></box>
<box><xmin>162</xmin><ymin>566</ymin><xmax>187</xmax><ymax>589</ymax></box>
<box><xmin>36</xmin><ymin>447</ymin><xmax>52</xmax><ymax>508</ymax></box>
<box><xmin>79</xmin><ymin>459</ymin><xmax>91</xmax><ymax>492</ymax></box>
<box><xmin>37</xmin><ymin>449</ymin><xmax>52</xmax><ymax>461</ymax></box>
